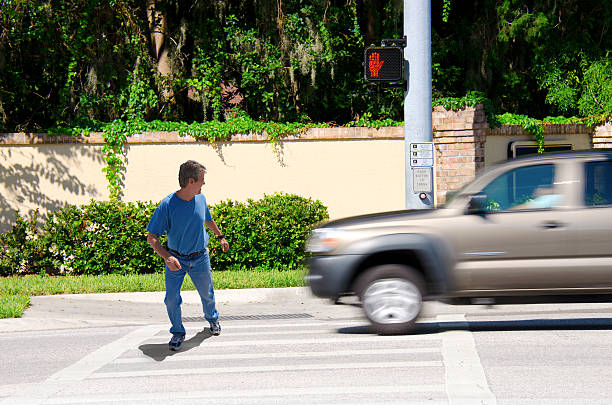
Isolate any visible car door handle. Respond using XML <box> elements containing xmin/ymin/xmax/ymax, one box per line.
<box><xmin>539</xmin><ymin>221</ymin><xmax>565</xmax><ymax>229</ymax></box>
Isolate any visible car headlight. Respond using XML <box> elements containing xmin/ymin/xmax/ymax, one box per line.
<box><xmin>305</xmin><ymin>228</ymin><xmax>346</xmax><ymax>253</ymax></box>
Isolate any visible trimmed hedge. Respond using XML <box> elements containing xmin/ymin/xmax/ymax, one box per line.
<box><xmin>0</xmin><ymin>193</ymin><xmax>328</xmax><ymax>276</ymax></box>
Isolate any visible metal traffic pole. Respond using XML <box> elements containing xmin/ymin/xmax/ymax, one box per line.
<box><xmin>404</xmin><ymin>0</ymin><xmax>434</xmax><ymax>209</ymax></box>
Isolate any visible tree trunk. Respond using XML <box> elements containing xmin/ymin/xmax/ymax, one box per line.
<box><xmin>147</xmin><ymin>0</ymin><xmax>173</xmax><ymax>101</ymax></box>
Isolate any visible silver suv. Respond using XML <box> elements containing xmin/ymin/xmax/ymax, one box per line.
<box><xmin>305</xmin><ymin>150</ymin><xmax>612</xmax><ymax>334</ymax></box>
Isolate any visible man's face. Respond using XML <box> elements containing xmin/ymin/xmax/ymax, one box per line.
<box><xmin>188</xmin><ymin>172</ymin><xmax>205</xmax><ymax>194</ymax></box>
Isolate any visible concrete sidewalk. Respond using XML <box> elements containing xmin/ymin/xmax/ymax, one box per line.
<box><xmin>0</xmin><ymin>287</ymin><xmax>344</xmax><ymax>333</ymax></box>
<box><xmin>46</xmin><ymin>286</ymin><xmax>314</xmax><ymax>305</ymax></box>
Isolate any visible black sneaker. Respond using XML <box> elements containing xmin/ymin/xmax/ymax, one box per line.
<box><xmin>168</xmin><ymin>335</ymin><xmax>184</xmax><ymax>351</ymax></box>
<box><xmin>210</xmin><ymin>321</ymin><xmax>221</xmax><ymax>335</ymax></box>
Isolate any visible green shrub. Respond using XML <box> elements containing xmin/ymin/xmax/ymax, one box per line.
<box><xmin>208</xmin><ymin>193</ymin><xmax>328</xmax><ymax>270</ymax></box>
<box><xmin>42</xmin><ymin>201</ymin><xmax>162</xmax><ymax>275</ymax></box>
<box><xmin>0</xmin><ymin>211</ymin><xmax>48</xmax><ymax>276</ymax></box>
<box><xmin>0</xmin><ymin>193</ymin><xmax>328</xmax><ymax>276</ymax></box>
<box><xmin>0</xmin><ymin>201</ymin><xmax>162</xmax><ymax>276</ymax></box>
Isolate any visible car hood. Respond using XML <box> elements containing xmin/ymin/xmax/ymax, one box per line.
<box><xmin>320</xmin><ymin>208</ymin><xmax>439</xmax><ymax>229</ymax></box>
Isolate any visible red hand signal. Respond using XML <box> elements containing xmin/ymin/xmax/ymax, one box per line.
<box><xmin>368</xmin><ymin>52</ymin><xmax>384</xmax><ymax>77</ymax></box>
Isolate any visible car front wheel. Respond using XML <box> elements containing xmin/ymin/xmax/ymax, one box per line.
<box><xmin>355</xmin><ymin>264</ymin><xmax>425</xmax><ymax>335</ymax></box>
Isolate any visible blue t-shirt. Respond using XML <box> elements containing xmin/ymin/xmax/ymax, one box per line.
<box><xmin>147</xmin><ymin>193</ymin><xmax>213</xmax><ymax>254</ymax></box>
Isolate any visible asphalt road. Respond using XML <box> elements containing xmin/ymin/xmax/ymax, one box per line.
<box><xmin>2</xmin><ymin>288</ymin><xmax>612</xmax><ymax>404</ymax></box>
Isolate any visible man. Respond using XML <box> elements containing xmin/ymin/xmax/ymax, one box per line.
<box><xmin>147</xmin><ymin>160</ymin><xmax>229</xmax><ymax>351</ymax></box>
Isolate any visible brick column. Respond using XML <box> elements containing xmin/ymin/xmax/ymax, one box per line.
<box><xmin>592</xmin><ymin>122</ymin><xmax>612</xmax><ymax>149</ymax></box>
<box><xmin>432</xmin><ymin>104</ymin><xmax>488</xmax><ymax>204</ymax></box>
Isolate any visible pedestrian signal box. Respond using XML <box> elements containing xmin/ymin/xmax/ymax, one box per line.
<box><xmin>364</xmin><ymin>46</ymin><xmax>403</xmax><ymax>82</ymax></box>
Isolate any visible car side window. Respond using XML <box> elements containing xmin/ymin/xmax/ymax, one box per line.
<box><xmin>479</xmin><ymin>164</ymin><xmax>559</xmax><ymax>211</ymax></box>
<box><xmin>585</xmin><ymin>160</ymin><xmax>612</xmax><ymax>206</ymax></box>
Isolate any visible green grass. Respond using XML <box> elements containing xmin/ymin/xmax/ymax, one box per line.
<box><xmin>0</xmin><ymin>295</ymin><xmax>31</xmax><ymax>318</ymax></box>
<box><xmin>0</xmin><ymin>268</ymin><xmax>307</xmax><ymax>319</ymax></box>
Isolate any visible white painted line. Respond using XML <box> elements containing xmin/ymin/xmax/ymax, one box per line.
<box><xmin>0</xmin><ymin>382</ymin><xmax>62</xmax><ymax>405</ymax></box>
<box><xmin>148</xmin><ymin>327</ymin><xmax>367</xmax><ymax>340</ymax></box>
<box><xmin>180</xmin><ymin>318</ymin><xmax>437</xmax><ymax>330</ymax></box>
<box><xmin>438</xmin><ymin>314</ymin><xmax>497</xmax><ymax>405</ymax></box>
<box><xmin>47</xmin><ymin>324</ymin><xmax>162</xmax><ymax>382</ymax></box>
<box><xmin>0</xmin><ymin>325</ymin><xmax>163</xmax><ymax>405</ymax></box>
<box><xmin>44</xmin><ymin>384</ymin><xmax>447</xmax><ymax>404</ymax></box>
<box><xmin>211</xmin><ymin>320</ymin><xmax>366</xmax><ymax>329</ymax></box>
<box><xmin>143</xmin><ymin>333</ymin><xmax>441</xmax><ymax>347</ymax></box>
<box><xmin>90</xmin><ymin>360</ymin><xmax>443</xmax><ymax>379</ymax></box>
<box><xmin>116</xmin><ymin>347</ymin><xmax>440</xmax><ymax>363</ymax></box>
<box><xmin>208</xmin><ymin>327</ymin><xmax>359</xmax><ymax>336</ymax></box>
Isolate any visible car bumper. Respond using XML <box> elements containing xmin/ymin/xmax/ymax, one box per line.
<box><xmin>306</xmin><ymin>254</ymin><xmax>363</xmax><ymax>299</ymax></box>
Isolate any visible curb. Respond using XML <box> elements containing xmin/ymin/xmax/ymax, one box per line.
<box><xmin>0</xmin><ymin>287</ymin><xmax>318</xmax><ymax>333</ymax></box>
<box><xmin>21</xmin><ymin>287</ymin><xmax>315</xmax><ymax>305</ymax></box>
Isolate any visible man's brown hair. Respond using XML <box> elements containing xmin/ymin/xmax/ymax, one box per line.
<box><xmin>178</xmin><ymin>160</ymin><xmax>206</xmax><ymax>188</ymax></box>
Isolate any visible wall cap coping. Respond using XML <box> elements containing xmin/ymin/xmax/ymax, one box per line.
<box><xmin>0</xmin><ymin>127</ymin><xmax>406</xmax><ymax>145</ymax></box>
<box><xmin>488</xmin><ymin>123</ymin><xmax>592</xmax><ymax>136</ymax></box>
<box><xmin>0</xmin><ymin>121</ymin><xmax>605</xmax><ymax>146</ymax></box>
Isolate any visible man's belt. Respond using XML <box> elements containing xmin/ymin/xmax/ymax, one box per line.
<box><xmin>168</xmin><ymin>248</ymin><xmax>206</xmax><ymax>258</ymax></box>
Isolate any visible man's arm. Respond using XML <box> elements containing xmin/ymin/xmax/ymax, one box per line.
<box><xmin>205</xmin><ymin>220</ymin><xmax>230</xmax><ymax>252</ymax></box>
<box><xmin>147</xmin><ymin>232</ymin><xmax>181</xmax><ymax>270</ymax></box>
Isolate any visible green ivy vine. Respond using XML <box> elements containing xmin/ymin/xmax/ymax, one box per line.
<box><xmin>64</xmin><ymin>114</ymin><xmax>331</xmax><ymax>199</ymax></box>
<box><xmin>433</xmin><ymin>91</ymin><xmax>498</xmax><ymax>127</ymax></box>
<box><xmin>495</xmin><ymin>113</ymin><xmax>584</xmax><ymax>153</ymax></box>
<box><xmin>495</xmin><ymin>113</ymin><xmax>546</xmax><ymax>153</ymax></box>
<box><xmin>345</xmin><ymin>112</ymin><xmax>403</xmax><ymax>128</ymax></box>
<box><xmin>56</xmin><ymin>92</ymin><xmax>603</xmax><ymax>199</ymax></box>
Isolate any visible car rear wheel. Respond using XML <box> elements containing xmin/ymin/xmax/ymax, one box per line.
<box><xmin>355</xmin><ymin>264</ymin><xmax>425</xmax><ymax>335</ymax></box>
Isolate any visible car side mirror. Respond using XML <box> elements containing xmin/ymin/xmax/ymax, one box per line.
<box><xmin>445</xmin><ymin>190</ymin><xmax>457</xmax><ymax>202</ymax></box>
<box><xmin>467</xmin><ymin>194</ymin><xmax>488</xmax><ymax>214</ymax></box>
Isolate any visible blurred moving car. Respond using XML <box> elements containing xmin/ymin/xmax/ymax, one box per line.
<box><xmin>305</xmin><ymin>150</ymin><xmax>612</xmax><ymax>334</ymax></box>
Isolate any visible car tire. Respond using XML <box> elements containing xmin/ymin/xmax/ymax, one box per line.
<box><xmin>354</xmin><ymin>264</ymin><xmax>425</xmax><ymax>335</ymax></box>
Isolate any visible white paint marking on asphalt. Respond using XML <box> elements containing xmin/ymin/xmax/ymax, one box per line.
<box><xmin>0</xmin><ymin>382</ymin><xmax>61</xmax><ymax>405</ymax></box>
<box><xmin>182</xmin><ymin>317</ymin><xmax>437</xmax><ymax>330</ymax></box>
<box><xmin>43</xmin><ymin>384</ymin><xmax>447</xmax><ymax>404</ymax></box>
<box><xmin>47</xmin><ymin>324</ymin><xmax>162</xmax><ymax>382</ymax></box>
<box><xmin>116</xmin><ymin>347</ymin><xmax>440</xmax><ymax>363</ymax></box>
<box><xmin>143</xmin><ymin>333</ymin><xmax>440</xmax><ymax>347</ymax></box>
<box><xmin>193</xmin><ymin>320</ymin><xmax>368</xmax><ymax>329</ymax></box>
<box><xmin>0</xmin><ymin>324</ymin><xmax>163</xmax><ymax>405</ymax></box>
<box><xmin>90</xmin><ymin>360</ymin><xmax>443</xmax><ymax>379</ymax></box>
<box><xmin>200</xmin><ymin>327</ymin><xmax>359</xmax><ymax>336</ymax></box>
<box><xmin>438</xmin><ymin>314</ymin><xmax>497</xmax><ymax>405</ymax></box>
<box><xmin>148</xmin><ymin>327</ymin><xmax>373</xmax><ymax>340</ymax></box>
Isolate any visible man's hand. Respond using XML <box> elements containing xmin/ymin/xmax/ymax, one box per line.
<box><xmin>165</xmin><ymin>256</ymin><xmax>182</xmax><ymax>271</ymax></box>
<box><xmin>147</xmin><ymin>232</ymin><xmax>182</xmax><ymax>271</ymax></box>
<box><xmin>220</xmin><ymin>238</ymin><xmax>229</xmax><ymax>253</ymax></box>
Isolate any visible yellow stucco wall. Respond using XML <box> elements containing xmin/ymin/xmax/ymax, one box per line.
<box><xmin>1</xmin><ymin>121</ymin><xmax>602</xmax><ymax>233</ymax></box>
<box><xmin>0</xmin><ymin>145</ymin><xmax>108</xmax><ymax>231</ymax></box>
<box><xmin>0</xmin><ymin>139</ymin><xmax>406</xmax><ymax>232</ymax></box>
<box><xmin>484</xmin><ymin>133</ymin><xmax>592</xmax><ymax>166</ymax></box>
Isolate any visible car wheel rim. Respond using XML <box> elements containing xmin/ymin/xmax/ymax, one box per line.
<box><xmin>362</xmin><ymin>278</ymin><xmax>422</xmax><ymax>324</ymax></box>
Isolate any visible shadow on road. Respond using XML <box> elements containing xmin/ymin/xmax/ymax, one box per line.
<box><xmin>139</xmin><ymin>329</ymin><xmax>213</xmax><ymax>361</ymax></box>
<box><xmin>337</xmin><ymin>317</ymin><xmax>612</xmax><ymax>335</ymax></box>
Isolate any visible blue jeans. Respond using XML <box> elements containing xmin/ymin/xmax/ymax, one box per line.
<box><xmin>164</xmin><ymin>250</ymin><xmax>218</xmax><ymax>337</ymax></box>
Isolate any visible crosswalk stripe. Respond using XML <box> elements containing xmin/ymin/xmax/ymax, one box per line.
<box><xmin>44</xmin><ymin>385</ymin><xmax>447</xmax><ymax>404</ymax></box>
<box><xmin>178</xmin><ymin>318</ymin><xmax>438</xmax><ymax>330</ymax></box>
<box><xmin>438</xmin><ymin>314</ymin><xmax>497</xmax><ymax>405</ymax></box>
<box><xmin>90</xmin><ymin>360</ymin><xmax>443</xmax><ymax>379</ymax></box>
<box><xmin>1</xmin><ymin>325</ymin><xmax>162</xmax><ymax>405</ymax></box>
<box><xmin>116</xmin><ymin>347</ymin><xmax>440</xmax><ymax>363</ymax></box>
<box><xmin>192</xmin><ymin>320</ymin><xmax>366</xmax><ymax>329</ymax></box>
<box><xmin>144</xmin><ymin>333</ymin><xmax>441</xmax><ymax>347</ymax></box>
<box><xmin>178</xmin><ymin>327</ymin><xmax>364</xmax><ymax>337</ymax></box>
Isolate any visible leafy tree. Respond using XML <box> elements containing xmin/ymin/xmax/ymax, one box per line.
<box><xmin>0</xmin><ymin>0</ymin><xmax>609</xmax><ymax>132</ymax></box>
<box><xmin>433</xmin><ymin>0</ymin><xmax>611</xmax><ymax>118</ymax></box>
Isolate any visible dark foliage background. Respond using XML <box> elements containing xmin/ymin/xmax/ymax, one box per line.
<box><xmin>0</xmin><ymin>0</ymin><xmax>609</xmax><ymax>132</ymax></box>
